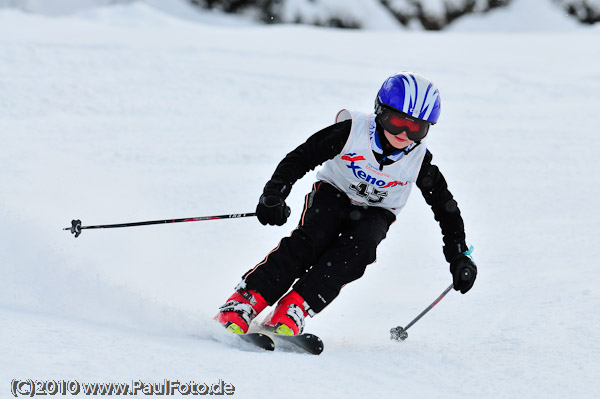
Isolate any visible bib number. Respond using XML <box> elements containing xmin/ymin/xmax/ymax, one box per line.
<box><xmin>349</xmin><ymin>182</ymin><xmax>388</xmax><ymax>204</ymax></box>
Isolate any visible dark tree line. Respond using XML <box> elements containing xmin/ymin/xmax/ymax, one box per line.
<box><xmin>555</xmin><ymin>0</ymin><xmax>600</xmax><ymax>25</ymax></box>
<box><xmin>380</xmin><ymin>0</ymin><xmax>511</xmax><ymax>30</ymax></box>
<box><xmin>188</xmin><ymin>0</ymin><xmax>600</xmax><ymax>29</ymax></box>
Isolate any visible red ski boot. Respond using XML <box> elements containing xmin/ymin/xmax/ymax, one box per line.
<box><xmin>215</xmin><ymin>285</ymin><xmax>268</xmax><ymax>334</ymax></box>
<box><xmin>262</xmin><ymin>290</ymin><xmax>310</xmax><ymax>336</ymax></box>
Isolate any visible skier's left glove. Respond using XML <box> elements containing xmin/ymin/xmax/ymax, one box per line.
<box><xmin>449</xmin><ymin>255</ymin><xmax>477</xmax><ymax>294</ymax></box>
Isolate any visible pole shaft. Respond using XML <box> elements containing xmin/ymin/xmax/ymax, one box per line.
<box><xmin>63</xmin><ymin>213</ymin><xmax>256</xmax><ymax>232</ymax></box>
<box><xmin>403</xmin><ymin>283</ymin><xmax>453</xmax><ymax>331</ymax></box>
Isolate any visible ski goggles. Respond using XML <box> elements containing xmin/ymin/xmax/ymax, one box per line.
<box><xmin>377</xmin><ymin>108</ymin><xmax>430</xmax><ymax>141</ymax></box>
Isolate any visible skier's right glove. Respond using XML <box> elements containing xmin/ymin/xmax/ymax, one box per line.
<box><xmin>256</xmin><ymin>194</ymin><xmax>290</xmax><ymax>226</ymax></box>
<box><xmin>256</xmin><ymin>179</ymin><xmax>291</xmax><ymax>226</ymax></box>
<box><xmin>450</xmin><ymin>255</ymin><xmax>477</xmax><ymax>294</ymax></box>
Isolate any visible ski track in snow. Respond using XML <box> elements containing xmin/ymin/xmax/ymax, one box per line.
<box><xmin>1</xmin><ymin>2</ymin><xmax>599</xmax><ymax>398</ymax></box>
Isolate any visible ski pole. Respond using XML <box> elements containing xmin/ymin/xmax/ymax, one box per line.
<box><xmin>390</xmin><ymin>268</ymin><xmax>472</xmax><ymax>341</ymax></box>
<box><xmin>63</xmin><ymin>212</ymin><xmax>256</xmax><ymax>238</ymax></box>
<box><xmin>390</xmin><ymin>283</ymin><xmax>453</xmax><ymax>341</ymax></box>
<box><xmin>390</xmin><ymin>270</ymin><xmax>471</xmax><ymax>341</ymax></box>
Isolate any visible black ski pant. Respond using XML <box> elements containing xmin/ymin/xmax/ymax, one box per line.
<box><xmin>243</xmin><ymin>181</ymin><xmax>396</xmax><ymax>314</ymax></box>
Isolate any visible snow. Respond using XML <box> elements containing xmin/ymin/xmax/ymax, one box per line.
<box><xmin>1</xmin><ymin>0</ymin><xmax>599</xmax><ymax>398</ymax></box>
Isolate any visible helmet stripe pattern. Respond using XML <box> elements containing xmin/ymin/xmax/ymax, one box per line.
<box><xmin>399</xmin><ymin>74</ymin><xmax>439</xmax><ymax>121</ymax></box>
<box><xmin>376</xmin><ymin>72</ymin><xmax>441</xmax><ymax>124</ymax></box>
<box><xmin>418</xmin><ymin>80</ymin><xmax>440</xmax><ymax>121</ymax></box>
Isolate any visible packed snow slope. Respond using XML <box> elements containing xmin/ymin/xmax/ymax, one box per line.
<box><xmin>1</xmin><ymin>3</ymin><xmax>599</xmax><ymax>399</ymax></box>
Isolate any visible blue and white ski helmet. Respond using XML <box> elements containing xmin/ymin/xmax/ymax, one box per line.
<box><xmin>375</xmin><ymin>72</ymin><xmax>441</xmax><ymax>124</ymax></box>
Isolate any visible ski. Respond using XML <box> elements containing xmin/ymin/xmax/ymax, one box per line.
<box><xmin>210</xmin><ymin>331</ymin><xmax>275</xmax><ymax>352</ymax></box>
<box><xmin>268</xmin><ymin>333</ymin><xmax>324</xmax><ymax>355</ymax></box>
<box><xmin>210</xmin><ymin>322</ymin><xmax>321</xmax><ymax>354</ymax></box>
<box><xmin>237</xmin><ymin>332</ymin><xmax>275</xmax><ymax>351</ymax></box>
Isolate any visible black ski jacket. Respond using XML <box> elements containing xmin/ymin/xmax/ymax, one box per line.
<box><xmin>262</xmin><ymin>120</ymin><xmax>468</xmax><ymax>262</ymax></box>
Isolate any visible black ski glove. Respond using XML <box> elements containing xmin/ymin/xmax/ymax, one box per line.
<box><xmin>450</xmin><ymin>255</ymin><xmax>477</xmax><ymax>294</ymax></box>
<box><xmin>256</xmin><ymin>193</ymin><xmax>291</xmax><ymax>226</ymax></box>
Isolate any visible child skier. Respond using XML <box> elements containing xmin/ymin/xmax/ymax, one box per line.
<box><xmin>215</xmin><ymin>72</ymin><xmax>477</xmax><ymax>336</ymax></box>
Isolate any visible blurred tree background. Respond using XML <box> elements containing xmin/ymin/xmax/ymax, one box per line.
<box><xmin>0</xmin><ymin>0</ymin><xmax>598</xmax><ymax>28</ymax></box>
<box><xmin>188</xmin><ymin>0</ymin><xmax>600</xmax><ymax>29</ymax></box>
